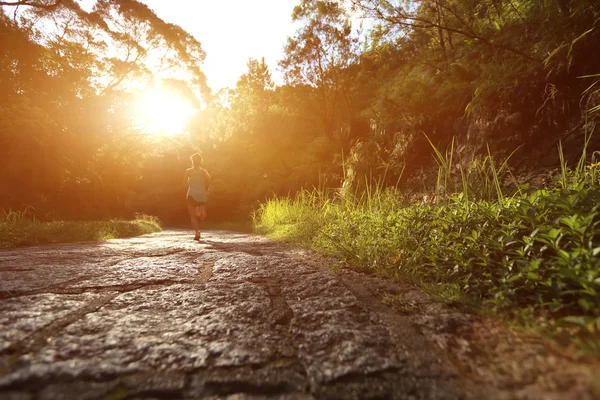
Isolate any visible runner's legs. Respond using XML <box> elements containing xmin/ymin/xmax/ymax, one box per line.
<box><xmin>188</xmin><ymin>204</ymin><xmax>199</xmax><ymax>233</ymax></box>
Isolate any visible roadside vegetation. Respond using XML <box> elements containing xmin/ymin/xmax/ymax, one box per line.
<box><xmin>254</xmin><ymin>139</ymin><xmax>600</xmax><ymax>356</ymax></box>
<box><xmin>0</xmin><ymin>210</ymin><xmax>162</xmax><ymax>249</ymax></box>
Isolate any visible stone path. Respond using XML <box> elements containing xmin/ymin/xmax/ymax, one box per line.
<box><xmin>0</xmin><ymin>231</ymin><xmax>595</xmax><ymax>399</ymax></box>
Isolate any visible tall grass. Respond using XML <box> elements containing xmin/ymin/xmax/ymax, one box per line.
<box><xmin>0</xmin><ymin>210</ymin><xmax>162</xmax><ymax>249</ymax></box>
<box><xmin>254</xmin><ymin>139</ymin><xmax>600</xmax><ymax>352</ymax></box>
<box><xmin>423</xmin><ymin>134</ymin><xmax>522</xmax><ymax>203</ymax></box>
<box><xmin>254</xmin><ymin>190</ymin><xmax>336</xmax><ymax>245</ymax></box>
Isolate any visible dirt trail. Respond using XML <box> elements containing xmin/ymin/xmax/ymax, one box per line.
<box><xmin>0</xmin><ymin>230</ymin><xmax>596</xmax><ymax>399</ymax></box>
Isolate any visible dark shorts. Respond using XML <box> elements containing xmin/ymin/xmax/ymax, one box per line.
<box><xmin>187</xmin><ymin>196</ymin><xmax>206</xmax><ymax>207</ymax></box>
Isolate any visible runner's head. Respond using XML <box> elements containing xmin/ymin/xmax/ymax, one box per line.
<box><xmin>190</xmin><ymin>153</ymin><xmax>203</xmax><ymax>168</ymax></box>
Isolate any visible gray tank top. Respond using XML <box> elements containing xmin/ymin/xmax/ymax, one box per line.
<box><xmin>187</xmin><ymin>168</ymin><xmax>207</xmax><ymax>203</ymax></box>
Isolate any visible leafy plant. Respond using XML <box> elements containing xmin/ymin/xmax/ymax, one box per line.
<box><xmin>254</xmin><ymin>142</ymin><xmax>600</xmax><ymax>346</ymax></box>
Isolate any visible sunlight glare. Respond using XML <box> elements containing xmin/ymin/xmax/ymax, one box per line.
<box><xmin>136</xmin><ymin>87</ymin><xmax>197</xmax><ymax>136</ymax></box>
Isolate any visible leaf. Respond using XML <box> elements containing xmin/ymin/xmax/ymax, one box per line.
<box><xmin>529</xmin><ymin>228</ymin><xmax>540</xmax><ymax>238</ymax></box>
<box><xmin>561</xmin><ymin>316</ymin><xmax>591</xmax><ymax>329</ymax></box>
<box><xmin>548</xmin><ymin>228</ymin><xmax>561</xmax><ymax>240</ymax></box>
<box><xmin>578</xmin><ymin>298</ymin><xmax>593</xmax><ymax>312</ymax></box>
<box><xmin>527</xmin><ymin>272</ymin><xmax>539</xmax><ymax>280</ymax></box>
<box><xmin>527</xmin><ymin>259</ymin><xmax>542</xmax><ymax>271</ymax></box>
<box><xmin>557</xmin><ymin>249</ymin><xmax>571</xmax><ymax>261</ymax></box>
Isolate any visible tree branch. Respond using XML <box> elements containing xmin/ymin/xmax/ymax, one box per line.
<box><xmin>0</xmin><ymin>0</ymin><xmax>62</xmax><ymax>8</ymax></box>
<box><xmin>353</xmin><ymin>0</ymin><xmax>537</xmax><ymax>62</ymax></box>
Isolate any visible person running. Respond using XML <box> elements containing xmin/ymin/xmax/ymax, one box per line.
<box><xmin>183</xmin><ymin>153</ymin><xmax>211</xmax><ymax>240</ymax></box>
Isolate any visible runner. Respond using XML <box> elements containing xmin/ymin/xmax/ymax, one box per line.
<box><xmin>183</xmin><ymin>153</ymin><xmax>211</xmax><ymax>240</ymax></box>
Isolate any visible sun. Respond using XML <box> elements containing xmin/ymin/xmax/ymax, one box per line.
<box><xmin>135</xmin><ymin>86</ymin><xmax>197</xmax><ymax>136</ymax></box>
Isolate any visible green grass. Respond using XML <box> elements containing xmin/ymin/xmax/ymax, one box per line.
<box><xmin>254</xmin><ymin>139</ymin><xmax>600</xmax><ymax>357</ymax></box>
<box><xmin>0</xmin><ymin>210</ymin><xmax>162</xmax><ymax>249</ymax></box>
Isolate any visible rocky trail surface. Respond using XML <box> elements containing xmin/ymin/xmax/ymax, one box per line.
<box><xmin>0</xmin><ymin>230</ymin><xmax>597</xmax><ymax>400</ymax></box>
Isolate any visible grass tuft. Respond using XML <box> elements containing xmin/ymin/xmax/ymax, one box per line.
<box><xmin>0</xmin><ymin>211</ymin><xmax>162</xmax><ymax>249</ymax></box>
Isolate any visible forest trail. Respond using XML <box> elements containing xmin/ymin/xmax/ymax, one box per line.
<box><xmin>0</xmin><ymin>231</ymin><xmax>595</xmax><ymax>399</ymax></box>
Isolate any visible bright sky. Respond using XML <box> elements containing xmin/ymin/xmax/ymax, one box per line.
<box><xmin>81</xmin><ymin>0</ymin><xmax>300</xmax><ymax>92</ymax></box>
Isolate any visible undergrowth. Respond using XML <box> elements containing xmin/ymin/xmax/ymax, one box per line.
<box><xmin>254</xmin><ymin>135</ymin><xmax>600</xmax><ymax>356</ymax></box>
<box><xmin>0</xmin><ymin>210</ymin><xmax>162</xmax><ymax>248</ymax></box>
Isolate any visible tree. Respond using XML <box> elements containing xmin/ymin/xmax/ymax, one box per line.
<box><xmin>348</xmin><ymin>0</ymin><xmax>537</xmax><ymax>62</ymax></box>
<box><xmin>232</xmin><ymin>57</ymin><xmax>275</xmax><ymax>135</ymax></box>
<box><xmin>280</xmin><ymin>0</ymin><xmax>359</xmax><ymax>136</ymax></box>
<box><xmin>0</xmin><ymin>0</ymin><xmax>210</xmax><ymax>218</ymax></box>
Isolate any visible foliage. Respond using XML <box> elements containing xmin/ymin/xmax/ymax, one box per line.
<box><xmin>339</xmin><ymin>0</ymin><xmax>600</xmax><ymax>191</ymax></box>
<box><xmin>2</xmin><ymin>0</ymin><xmax>600</xmax><ymax>351</ymax></box>
<box><xmin>2</xmin><ymin>0</ymin><xmax>600</xmax><ymax>229</ymax></box>
<box><xmin>0</xmin><ymin>0</ymin><xmax>210</xmax><ymax>222</ymax></box>
<box><xmin>280</xmin><ymin>0</ymin><xmax>359</xmax><ymax>136</ymax></box>
<box><xmin>582</xmin><ymin>74</ymin><xmax>600</xmax><ymax>114</ymax></box>
<box><xmin>254</xmin><ymin>149</ymin><xmax>600</xmax><ymax>343</ymax></box>
<box><xmin>0</xmin><ymin>208</ymin><xmax>161</xmax><ymax>248</ymax></box>
<box><xmin>254</xmin><ymin>190</ymin><xmax>336</xmax><ymax>245</ymax></box>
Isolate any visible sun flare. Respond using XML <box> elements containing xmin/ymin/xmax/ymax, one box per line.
<box><xmin>136</xmin><ymin>86</ymin><xmax>197</xmax><ymax>136</ymax></box>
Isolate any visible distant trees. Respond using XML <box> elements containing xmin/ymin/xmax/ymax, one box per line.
<box><xmin>0</xmin><ymin>0</ymin><xmax>207</xmax><ymax>219</ymax></box>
